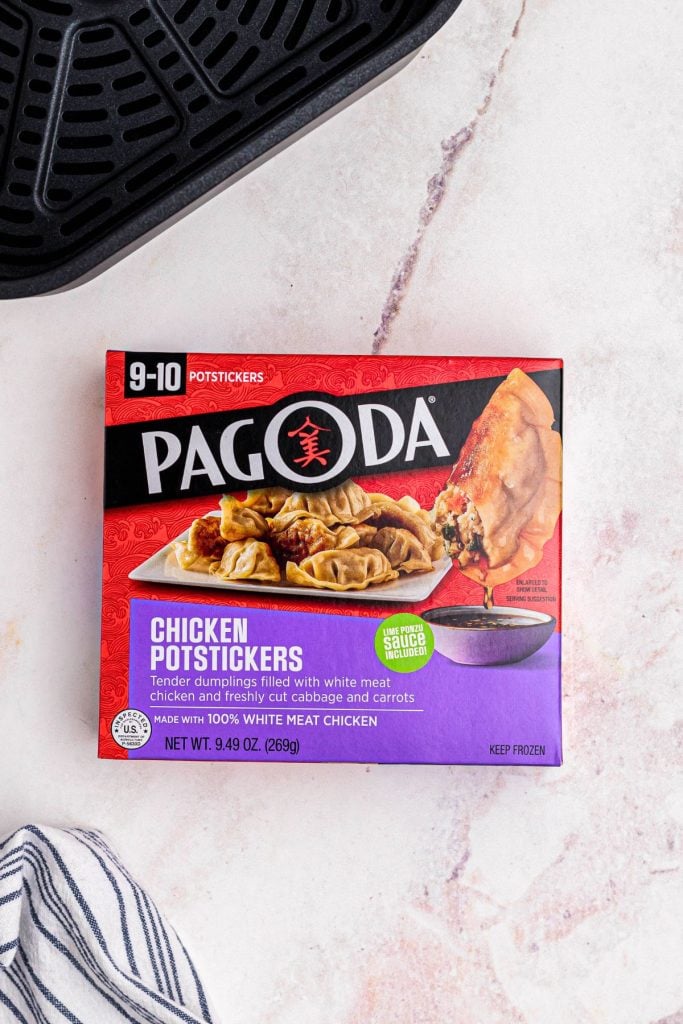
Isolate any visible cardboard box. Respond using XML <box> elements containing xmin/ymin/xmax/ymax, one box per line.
<box><xmin>100</xmin><ymin>352</ymin><xmax>562</xmax><ymax>764</ymax></box>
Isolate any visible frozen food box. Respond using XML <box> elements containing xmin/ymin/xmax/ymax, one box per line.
<box><xmin>100</xmin><ymin>353</ymin><xmax>563</xmax><ymax>764</ymax></box>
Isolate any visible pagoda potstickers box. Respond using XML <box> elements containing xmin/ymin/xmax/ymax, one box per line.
<box><xmin>100</xmin><ymin>353</ymin><xmax>563</xmax><ymax>765</ymax></box>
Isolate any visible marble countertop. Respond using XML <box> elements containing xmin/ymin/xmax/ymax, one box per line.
<box><xmin>1</xmin><ymin>0</ymin><xmax>681</xmax><ymax>1021</ymax></box>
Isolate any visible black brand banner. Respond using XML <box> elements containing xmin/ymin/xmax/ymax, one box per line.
<box><xmin>104</xmin><ymin>370</ymin><xmax>561</xmax><ymax>508</ymax></box>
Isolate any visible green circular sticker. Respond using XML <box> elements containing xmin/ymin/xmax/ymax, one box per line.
<box><xmin>374</xmin><ymin>613</ymin><xmax>434</xmax><ymax>673</ymax></box>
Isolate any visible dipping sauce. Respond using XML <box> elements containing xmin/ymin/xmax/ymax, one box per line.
<box><xmin>431</xmin><ymin>613</ymin><xmax>536</xmax><ymax>630</ymax></box>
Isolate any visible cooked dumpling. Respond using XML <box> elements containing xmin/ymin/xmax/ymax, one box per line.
<box><xmin>286</xmin><ymin>548</ymin><xmax>398</xmax><ymax>591</ymax></box>
<box><xmin>368</xmin><ymin>527</ymin><xmax>434</xmax><ymax>574</ymax></box>
<box><xmin>237</xmin><ymin>487</ymin><xmax>291</xmax><ymax>515</ymax></box>
<box><xmin>210</xmin><ymin>540</ymin><xmax>281</xmax><ymax>582</ymax></box>
<box><xmin>354</xmin><ymin>523</ymin><xmax>378</xmax><ymax>545</ymax></box>
<box><xmin>278</xmin><ymin>480</ymin><xmax>369</xmax><ymax>525</ymax></box>
<box><xmin>433</xmin><ymin>368</ymin><xmax>562</xmax><ymax>588</ymax></box>
<box><xmin>356</xmin><ymin>499</ymin><xmax>442</xmax><ymax>560</ymax></box>
<box><xmin>172</xmin><ymin>542</ymin><xmax>216</xmax><ymax>574</ymax></box>
<box><xmin>268</xmin><ymin>511</ymin><xmax>360</xmax><ymax>564</ymax></box>
<box><xmin>187</xmin><ymin>516</ymin><xmax>227</xmax><ymax>559</ymax></box>
<box><xmin>396</xmin><ymin>495</ymin><xmax>433</xmax><ymax>527</ymax></box>
<box><xmin>219</xmin><ymin>496</ymin><xmax>268</xmax><ymax>541</ymax></box>
<box><xmin>365</xmin><ymin>495</ymin><xmax>429</xmax><ymax>528</ymax></box>
<box><xmin>429</xmin><ymin>529</ymin><xmax>445</xmax><ymax>561</ymax></box>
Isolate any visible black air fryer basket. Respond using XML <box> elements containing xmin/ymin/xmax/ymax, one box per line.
<box><xmin>0</xmin><ymin>0</ymin><xmax>462</xmax><ymax>298</ymax></box>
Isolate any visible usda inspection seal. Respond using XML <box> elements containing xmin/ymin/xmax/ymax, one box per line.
<box><xmin>111</xmin><ymin>709</ymin><xmax>152</xmax><ymax>750</ymax></box>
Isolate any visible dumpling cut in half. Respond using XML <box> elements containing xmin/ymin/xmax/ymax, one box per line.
<box><xmin>433</xmin><ymin>368</ymin><xmax>562</xmax><ymax>588</ymax></box>
<box><xmin>286</xmin><ymin>548</ymin><xmax>398</xmax><ymax>592</ymax></box>
<box><xmin>210</xmin><ymin>540</ymin><xmax>281</xmax><ymax>582</ymax></box>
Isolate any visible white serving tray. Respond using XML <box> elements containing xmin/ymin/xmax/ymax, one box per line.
<box><xmin>129</xmin><ymin>518</ymin><xmax>452</xmax><ymax>604</ymax></box>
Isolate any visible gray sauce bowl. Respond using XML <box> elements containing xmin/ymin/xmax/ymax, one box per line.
<box><xmin>422</xmin><ymin>606</ymin><xmax>556</xmax><ymax>666</ymax></box>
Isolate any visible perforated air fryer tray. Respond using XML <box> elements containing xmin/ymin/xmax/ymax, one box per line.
<box><xmin>0</xmin><ymin>0</ymin><xmax>462</xmax><ymax>298</ymax></box>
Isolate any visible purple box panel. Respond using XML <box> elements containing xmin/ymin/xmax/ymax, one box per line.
<box><xmin>128</xmin><ymin>599</ymin><xmax>562</xmax><ymax>765</ymax></box>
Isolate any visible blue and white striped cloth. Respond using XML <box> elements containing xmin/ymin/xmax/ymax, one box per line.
<box><xmin>0</xmin><ymin>826</ymin><xmax>217</xmax><ymax>1024</ymax></box>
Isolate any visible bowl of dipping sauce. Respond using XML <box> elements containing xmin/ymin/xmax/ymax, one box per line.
<box><xmin>422</xmin><ymin>606</ymin><xmax>556</xmax><ymax>666</ymax></box>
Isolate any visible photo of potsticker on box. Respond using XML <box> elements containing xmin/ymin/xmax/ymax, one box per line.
<box><xmin>100</xmin><ymin>352</ymin><xmax>563</xmax><ymax>765</ymax></box>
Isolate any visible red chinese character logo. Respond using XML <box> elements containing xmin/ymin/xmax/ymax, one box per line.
<box><xmin>288</xmin><ymin>415</ymin><xmax>332</xmax><ymax>468</ymax></box>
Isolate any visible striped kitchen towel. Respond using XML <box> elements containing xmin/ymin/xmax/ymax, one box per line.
<box><xmin>0</xmin><ymin>825</ymin><xmax>217</xmax><ymax>1024</ymax></box>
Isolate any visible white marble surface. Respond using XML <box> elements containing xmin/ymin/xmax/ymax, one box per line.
<box><xmin>1</xmin><ymin>0</ymin><xmax>682</xmax><ymax>1021</ymax></box>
